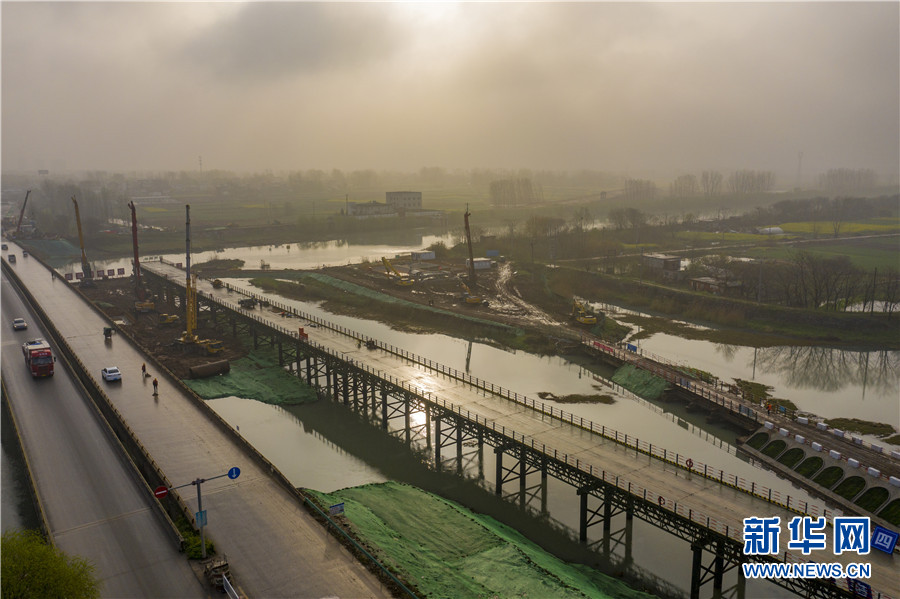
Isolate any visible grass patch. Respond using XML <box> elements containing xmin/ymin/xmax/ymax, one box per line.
<box><xmin>537</xmin><ymin>391</ymin><xmax>615</xmax><ymax>405</ymax></box>
<box><xmin>883</xmin><ymin>434</ymin><xmax>900</xmax><ymax>446</ymax></box>
<box><xmin>175</xmin><ymin>516</ymin><xmax>215</xmax><ymax>559</ymax></box>
<box><xmin>854</xmin><ymin>487</ymin><xmax>890</xmax><ymax>513</ymax></box>
<box><xmin>832</xmin><ymin>476</ymin><xmax>866</xmax><ymax>501</ymax></box>
<box><xmin>795</xmin><ymin>457</ymin><xmax>823</xmax><ymax>478</ymax></box>
<box><xmin>610</xmin><ymin>364</ymin><xmax>668</xmax><ymax>400</ymax></box>
<box><xmin>183</xmin><ymin>345</ymin><xmax>318</xmax><ymax>406</ymax></box>
<box><xmin>761</xmin><ymin>440</ymin><xmax>787</xmax><ymax>458</ymax></box>
<box><xmin>823</xmin><ymin>418</ymin><xmax>896</xmax><ymax>437</ymax></box>
<box><xmin>877</xmin><ymin>499</ymin><xmax>900</xmax><ymax>527</ymax></box>
<box><xmin>306</xmin><ymin>481</ymin><xmax>654</xmax><ymax>599</ymax></box>
<box><xmin>813</xmin><ymin>466</ymin><xmax>844</xmax><ymax>489</ymax></box>
<box><xmin>746</xmin><ymin>432</ymin><xmax>769</xmax><ymax>450</ymax></box>
<box><xmin>734</xmin><ymin>379</ymin><xmax>773</xmax><ymax>403</ymax></box>
<box><xmin>777</xmin><ymin>447</ymin><xmax>805</xmax><ymax>469</ymax></box>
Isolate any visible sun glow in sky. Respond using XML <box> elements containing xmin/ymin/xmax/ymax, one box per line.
<box><xmin>2</xmin><ymin>2</ymin><xmax>898</xmax><ymax>181</ymax></box>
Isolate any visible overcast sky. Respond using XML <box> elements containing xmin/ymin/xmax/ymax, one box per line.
<box><xmin>2</xmin><ymin>2</ymin><xmax>898</xmax><ymax>182</ymax></box>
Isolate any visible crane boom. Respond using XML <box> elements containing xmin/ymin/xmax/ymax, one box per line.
<box><xmin>128</xmin><ymin>201</ymin><xmax>144</xmax><ymax>299</ymax></box>
<box><xmin>15</xmin><ymin>190</ymin><xmax>31</xmax><ymax>236</ymax></box>
<box><xmin>464</xmin><ymin>204</ymin><xmax>476</xmax><ymax>284</ymax></box>
<box><xmin>71</xmin><ymin>196</ymin><xmax>92</xmax><ymax>282</ymax></box>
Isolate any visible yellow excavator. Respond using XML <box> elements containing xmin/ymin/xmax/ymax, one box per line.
<box><xmin>460</xmin><ymin>282</ymin><xmax>483</xmax><ymax>305</ymax></box>
<box><xmin>382</xmin><ymin>257</ymin><xmax>413</xmax><ymax>286</ymax></box>
<box><xmin>572</xmin><ymin>299</ymin><xmax>597</xmax><ymax>325</ymax></box>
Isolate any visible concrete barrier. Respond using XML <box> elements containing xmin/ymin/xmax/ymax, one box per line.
<box><xmin>779</xmin><ymin>428</ymin><xmax>789</xmax><ymax>436</ymax></box>
<box><xmin>890</xmin><ymin>476</ymin><xmax>900</xmax><ymax>488</ymax></box>
<box><xmin>797</xmin><ymin>417</ymin><xmax>808</xmax><ymax>425</ymax></box>
<box><xmin>811</xmin><ymin>442</ymin><xmax>822</xmax><ymax>452</ymax></box>
<box><xmin>867</xmin><ymin>467</ymin><xmax>880</xmax><ymax>478</ymax></box>
<box><xmin>794</xmin><ymin>435</ymin><xmax>805</xmax><ymax>444</ymax></box>
<box><xmin>847</xmin><ymin>458</ymin><xmax>860</xmax><ymax>469</ymax></box>
<box><xmin>816</xmin><ymin>422</ymin><xmax>828</xmax><ymax>431</ymax></box>
<box><xmin>829</xmin><ymin>450</ymin><xmax>841</xmax><ymax>460</ymax></box>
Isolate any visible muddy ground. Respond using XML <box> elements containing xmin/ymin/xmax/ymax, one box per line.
<box><xmin>79</xmin><ymin>279</ymin><xmax>251</xmax><ymax>379</ymax></box>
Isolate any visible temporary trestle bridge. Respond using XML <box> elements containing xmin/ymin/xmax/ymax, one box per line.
<box><xmin>141</xmin><ymin>264</ymin><xmax>887</xmax><ymax>599</ymax></box>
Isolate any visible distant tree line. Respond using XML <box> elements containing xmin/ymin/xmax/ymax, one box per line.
<box><xmin>818</xmin><ymin>168</ymin><xmax>878</xmax><ymax>192</ymax></box>
<box><xmin>489</xmin><ymin>178</ymin><xmax>538</xmax><ymax>206</ymax></box>
<box><xmin>716</xmin><ymin>252</ymin><xmax>899</xmax><ymax>315</ymax></box>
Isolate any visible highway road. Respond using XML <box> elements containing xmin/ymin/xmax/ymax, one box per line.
<box><xmin>1</xmin><ymin>269</ymin><xmax>204</xmax><ymax>598</ymax></box>
<box><xmin>3</xmin><ymin>246</ymin><xmax>392</xmax><ymax>598</ymax></box>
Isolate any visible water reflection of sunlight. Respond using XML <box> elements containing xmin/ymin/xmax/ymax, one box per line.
<box><xmin>410</xmin><ymin>409</ymin><xmax>428</xmax><ymax>429</ymax></box>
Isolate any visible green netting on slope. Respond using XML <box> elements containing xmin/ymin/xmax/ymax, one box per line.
<box><xmin>19</xmin><ymin>239</ymin><xmax>82</xmax><ymax>267</ymax></box>
<box><xmin>610</xmin><ymin>364</ymin><xmax>668</xmax><ymax>400</ymax></box>
<box><xmin>301</xmin><ymin>272</ymin><xmax>522</xmax><ymax>334</ymax></box>
<box><xmin>309</xmin><ymin>482</ymin><xmax>653</xmax><ymax>599</ymax></box>
<box><xmin>183</xmin><ymin>350</ymin><xmax>317</xmax><ymax>405</ymax></box>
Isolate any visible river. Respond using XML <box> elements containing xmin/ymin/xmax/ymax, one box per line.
<box><xmin>48</xmin><ymin>233</ymin><xmax>899</xmax><ymax>598</ymax></box>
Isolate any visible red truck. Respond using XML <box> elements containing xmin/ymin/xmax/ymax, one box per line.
<box><xmin>22</xmin><ymin>339</ymin><xmax>55</xmax><ymax>377</ymax></box>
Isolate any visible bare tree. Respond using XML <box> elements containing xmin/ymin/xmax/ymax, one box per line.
<box><xmin>701</xmin><ymin>171</ymin><xmax>722</xmax><ymax>197</ymax></box>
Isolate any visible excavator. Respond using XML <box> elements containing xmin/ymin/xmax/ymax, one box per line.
<box><xmin>572</xmin><ymin>298</ymin><xmax>597</xmax><ymax>325</ymax></box>
<box><xmin>381</xmin><ymin>257</ymin><xmax>413</xmax><ymax>286</ymax></box>
<box><xmin>71</xmin><ymin>196</ymin><xmax>94</xmax><ymax>287</ymax></box>
<box><xmin>460</xmin><ymin>281</ymin><xmax>483</xmax><ymax>305</ymax></box>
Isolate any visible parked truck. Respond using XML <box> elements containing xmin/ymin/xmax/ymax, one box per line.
<box><xmin>22</xmin><ymin>339</ymin><xmax>55</xmax><ymax>377</ymax></box>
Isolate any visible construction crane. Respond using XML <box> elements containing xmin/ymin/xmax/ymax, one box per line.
<box><xmin>381</xmin><ymin>257</ymin><xmax>413</xmax><ymax>286</ymax></box>
<box><xmin>179</xmin><ymin>204</ymin><xmax>221</xmax><ymax>355</ymax></box>
<box><xmin>572</xmin><ymin>298</ymin><xmax>597</xmax><ymax>325</ymax></box>
<box><xmin>14</xmin><ymin>190</ymin><xmax>31</xmax><ymax>238</ymax></box>
<box><xmin>129</xmin><ymin>201</ymin><xmax>155</xmax><ymax>312</ymax></box>
<box><xmin>181</xmin><ymin>205</ymin><xmax>199</xmax><ymax>344</ymax></box>
<box><xmin>464</xmin><ymin>204</ymin><xmax>476</xmax><ymax>285</ymax></box>
<box><xmin>71</xmin><ymin>196</ymin><xmax>94</xmax><ymax>286</ymax></box>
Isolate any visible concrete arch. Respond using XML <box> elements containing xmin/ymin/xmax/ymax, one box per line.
<box><xmin>855</xmin><ymin>486</ymin><xmax>890</xmax><ymax>514</ymax></box>
<box><xmin>794</xmin><ymin>456</ymin><xmax>824</xmax><ymax>479</ymax></box>
<box><xmin>777</xmin><ymin>447</ymin><xmax>806</xmax><ymax>469</ymax></box>
<box><xmin>760</xmin><ymin>439</ymin><xmax>788</xmax><ymax>460</ymax></box>
<box><xmin>813</xmin><ymin>465</ymin><xmax>844</xmax><ymax>490</ymax></box>
<box><xmin>833</xmin><ymin>476</ymin><xmax>867</xmax><ymax>502</ymax></box>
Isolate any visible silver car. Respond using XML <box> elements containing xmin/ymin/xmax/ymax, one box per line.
<box><xmin>12</xmin><ymin>318</ymin><xmax>27</xmax><ymax>331</ymax></box>
<box><xmin>101</xmin><ymin>366</ymin><xmax>122</xmax><ymax>382</ymax></box>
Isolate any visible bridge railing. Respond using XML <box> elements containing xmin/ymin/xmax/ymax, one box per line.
<box><xmin>155</xmin><ymin>264</ymin><xmax>895</xmax><ymax>596</ymax></box>
<box><xmin>158</xmin><ymin>265</ymin><xmax>843</xmax><ymax>525</ymax></box>
<box><xmin>582</xmin><ymin>334</ymin><xmax>899</xmax><ymax>468</ymax></box>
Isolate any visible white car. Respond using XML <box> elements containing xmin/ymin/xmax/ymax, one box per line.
<box><xmin>101</xmin><ymin>366</ymin><xmax>122</xmax><ymax>382</ymax></box>
<box><xmin>12</xmin><ymin>318</ymin><xmax>27</xmax><ymax>331</ymax></box>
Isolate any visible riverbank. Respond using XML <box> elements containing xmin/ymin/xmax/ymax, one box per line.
<box><xmin>184</xmin><ymin>347</ymin><xmax>654</xmax><ymax>598</ymax></box>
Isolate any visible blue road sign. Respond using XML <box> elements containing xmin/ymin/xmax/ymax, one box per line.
<box><xmin>228</xmin><ymin>466</ymin><xmax>241</xmax><ymax>480</ymax></box>
<box><xmin>196</xmin><ymin>510</ymin><xmax>207</xmax><ymax>527</ymax></box>
<box><xmin>329</xmin><ymin>503</ymin><xmax>345</xmax><ymax>516</ymax></box>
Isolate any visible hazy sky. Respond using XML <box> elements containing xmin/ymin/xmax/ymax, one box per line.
<box><xmin>2</xmin><ymin>2</ymin><xmax>898</xmax><ymax>181</ymax></box>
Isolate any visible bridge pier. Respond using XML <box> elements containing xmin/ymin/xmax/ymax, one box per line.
<box><xmin>689</xmin><ymin>538</ymin><xmax>735</xmax><ymax>599</ymax></box>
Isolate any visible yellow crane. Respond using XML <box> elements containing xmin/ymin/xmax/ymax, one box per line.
<box><xmin>572</xmin><ymin>298</ymin><xmax>597</xmax><ymax>325</ymax></box>
<box><xmin>382</xmin><ymin>257</ymin><xmax>413</xmax><ymax>286</ymax></box>
<box><xmin>71</xmin><ymin>196</ymin><xmax>94</xmax><ymax>287</ymax></box>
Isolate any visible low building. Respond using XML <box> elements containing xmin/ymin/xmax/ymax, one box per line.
<box><xmin>386</xmin><ymin>191</ymin><xmax>422</xmax><ymax>210</ymax></box>
<box><xmin>642</xmin><ymin>253</ymin><xmax>682</xmax><ymax>271</ymax></box>
<box><xmin>466</xmin><ymin>258</ymin><xmax>492</xmax><ymax>270</ymax></box>
<box><xmin>347</xmin><ymin>201</ymin><xmax>397</xmax><ymax>218</ymax></box>
<box><xmin>690</xmin><ymin>277</ymin><xmax>742</xmax><ymax>295</ymax></box>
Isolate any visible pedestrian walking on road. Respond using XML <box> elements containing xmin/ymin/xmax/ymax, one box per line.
<box><xmin>152</xmin><ymin>378</ymin><xmax>159</xmax><ymax>396</ymax></box>
<box><xmin>141</xmin><ymin>363</ymin><xmax>147</xmax><ymax>377</ymax></box>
